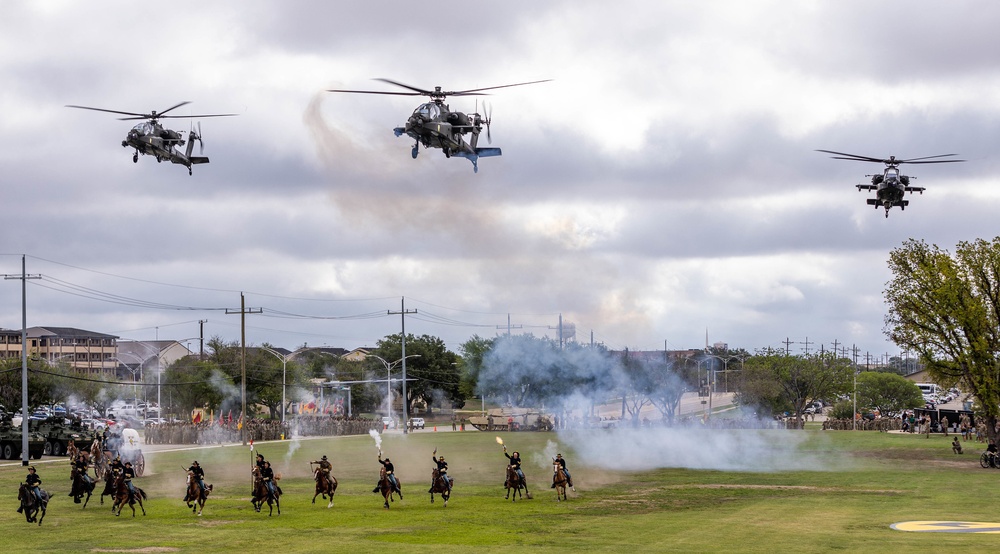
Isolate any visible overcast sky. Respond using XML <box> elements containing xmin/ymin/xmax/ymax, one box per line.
<box><xmin>2</xmin><ymin>1</ymin><xmax>998</xmax><ymax>359</ymax></box>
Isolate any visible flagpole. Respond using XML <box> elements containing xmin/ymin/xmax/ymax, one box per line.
<box><xmin>249</xmin><ymin>439</ymin><xmax>255</xmax><ymax>495</ymax></box>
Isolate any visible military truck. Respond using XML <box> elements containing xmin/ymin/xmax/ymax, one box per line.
<box><xmin>0</xmin><ymin>420</ymin><xmax>45</xmax><ymax>460</ymax></box>
<box><xmin>30</xmin><ymin>417</ymin><xmax>96</xmax><ymax>457</ymax></box>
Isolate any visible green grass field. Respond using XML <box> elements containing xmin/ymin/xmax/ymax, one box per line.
<box><xmin>0</xmin><ymin>427</ymin><xmax>997</xmax><ymax>553</ymax></box>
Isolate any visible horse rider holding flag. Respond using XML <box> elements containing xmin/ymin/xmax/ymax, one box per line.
<box><xmin>430</xmin><ymin>449</ymin><xmax>453</xmax><ymax>493</ymax></box>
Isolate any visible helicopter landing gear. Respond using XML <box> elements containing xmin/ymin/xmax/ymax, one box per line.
<box><xmin>133</xmin><ymin>153</ymin><xmax>139</xmax><ymax>163</ymax></box>
<box><xmin>188</xmin><ymin>167</ymin><xmax>193</xmax><ymax>176</ymax></box>
<box><xmin>411</xmin><ymin>144</ymin><xmax>419</xmax><ymax>159</ymax></box>
<box><xmin>443</xmin><ymin>148</ymin><xmax>451</xmax><ymax>158</ymax></box>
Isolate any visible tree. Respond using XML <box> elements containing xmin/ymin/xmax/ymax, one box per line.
<box><xmin>161</xmin><ymin>356</ymin><xmax>230</xmax><ymax>416</ymax></box>
<box><xmin>372</xmin><ymin>333</ymin><xmax>463</xmax><ymax>415</ymax></box>
<box><xmin>737</xmin><ymin>351</ymin><xmax>853</xmax><ymax>424</ymax></box>
<box><xmin>647</xmin><ymin>357</ymin><xmax>700</xmax><ymax>425</ymax></box>
<box><xmin>458</xmin><ymin>335</ymin><xmax>495</xmax><ymax>400</ymax></box>
<box><xmin>856</xmin><ymin>371</ymin><xmax>924</xmax><ymax>416</ymax></box>
<box><xmin>884</xmin><ymin>238</ymin><xmax>1000</xmax><ymax>442</ymax></box>
<box><xmin>0</xmin><ymin>358</ymin><xmax>65</xmax><ymax>412</ymax></box>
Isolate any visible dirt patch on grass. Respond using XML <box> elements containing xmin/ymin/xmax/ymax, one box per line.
<box><xmin>664</xmin><ymin>484</ymin><xmax>905</xmax><ymax>494</ymax></box>
<box><xmin>91</xmin><ymin>546</ymin><xmax>180</xmax><ymax>552</ymax></box>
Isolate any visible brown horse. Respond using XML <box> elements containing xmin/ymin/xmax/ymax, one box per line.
<box><xmin>311</xmin><ymin>468</ymin><xmax>337</xmax><ymax>508</ymax></box>
<box><xmin>111</xmin><ymin>473</ymin><xmax>147</xmax><ymax>517</ymax></box>
<box><xmin>185</xmin><ymin>470</ymin><xmax>212</xmax><ymax>516</ymax></box>
<box><xmin>90</xmin><ymin>440</ymin><xmax>109</xmax><ymax>478</ymax></box>
<box><xmin>250</xmin><ymin>467</ymin><xmax>281</xmax><ymax>516</ymax></box>
<box><xmin>69</xmin><ymin>466</ymin><xmax>94</xmax><ymax>508</ymax></box>
<box><xmin>429</xmin><ymin>468</ymin><xmax>451</xmax><ymax>506</ymax></box>
<box><xmin>18</xmin><ymin>483</ymin><xmax>47</xmax><ymax>526</ymax></box>
<box><xmin>378</xmin><ymin>466</ymin><xmax>402</xmax><ymax>509</ymax></box>
<box><xmin>552</xmin><ymin>461</ymin><xmax>568</xmax><ymax>501</ymax></box>
<box><xmin>504</xmin><ymin>465</ymin><xmax>529</xmax><ymax>501</ymax></box>
<box><xmin>66</xmin><ymin>439</ymin><xmax>79</xmax><ymax>461</ymax></box>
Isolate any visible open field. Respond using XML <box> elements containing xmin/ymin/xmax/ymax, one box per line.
<box><xmin>0</xmin><ymin>427</ymin><xmax>997</xmax><ymax>553</ymax></box>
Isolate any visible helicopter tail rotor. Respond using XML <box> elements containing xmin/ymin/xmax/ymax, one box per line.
<box><xmin>483</xmin><ymin>102</ymin><xmax>493</xmax><ymax>144</ymax></box>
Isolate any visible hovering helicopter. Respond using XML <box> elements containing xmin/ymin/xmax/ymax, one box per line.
<box><xmin>817</xmin><ymin>149</ymin><xmax>965</xmax><ymax>217</ymax></box>
<box><xmin>66</xmin><ymin>102</ymin><xmax>236</xmax><ymax>175</ymax></box>
<box><xmin>328</xmin><ymin>78</ymin><xmax>550</xmax><ymax>172</ymax></box>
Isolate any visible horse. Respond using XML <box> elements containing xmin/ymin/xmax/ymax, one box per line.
<box><xmin>90</xmin><ymin>440</ymin><xmax>109</xmax><ymax>478</ymax></box>
<box><xmin>111</xmin><ymin>472</ymin><xmax>147</xmax><ymax>517</ymax></box>
<box><xmin>311</xmin><ymin>467</ymin><xmax>337</xmax><ymax>508</ymax></box>
<box><xmin>99</xmin><ymin>469</ymin><xmax>116</xmax><ymax>505</ymax></box>
<box><xmin>552</xmin><ymin>461</ymin><xmax>568</xmax><ymax>501</ymax></box>
<box><xmin>66</xmin><ymin>439</ymin><xmax>79</xmax><ymax>461</ymax></box>
<box><xmin>18</xmin><ymin>483</ymin><xmax>47</xmax><ymax>526</ymax></box>
<box><xmin>185</xmin><ymin>470</ymin><xmax>212</xmax><ymax>516</ymax></box>
<box><xmin>69</xmin><ymin>466</ymin><xmax>94</xmax><ymax>508</ymax></box>
<box><xmin>504</xmin><ymin>464</ymin><xmax>529</xmax><ymax>501</ymax></box>
<box><xmin>429</xmin><ymin>468</ymin><xmax>451</xmax><ymax>507</ymax></box>
<box><xmin>250</xmin><ymin>467</ymin><xmax>281</xmax><ymax>516</ymax></box>
<box><xmin>378</xmin><ymin>466</ymin><xmax>402</xmax><ymax>509</ymax></box>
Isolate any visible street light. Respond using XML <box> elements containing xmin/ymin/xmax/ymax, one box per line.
<box><xmin>259</xmin><ymin>346</ymin><xmax>292</xmax><ymax>424</ymax></box>
<box><xmin>370</xmin><ymin>354</ymin><xmax>421</xmax><ymax>427</ymax></box>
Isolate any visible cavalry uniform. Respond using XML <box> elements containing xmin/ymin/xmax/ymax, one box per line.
<box><xmin>260</xmin><ymin>462</ymin><xmax>278</xmax><ymax>497</ymax></box>
<box><xmin>504</xmin><ymin>448</ymin><xmax>528</xmax><ymax>492</ymax></box>
<box><xmin>552</xmin><ymin>453</ymin><xmax>575</xmax><ymax>491</ymax></box>
<box><xmin>188</xmin><ymin>461</ymin><xmax>206</xmax><ymax>499</ymax></box>
<box><xmin>430</xmin><ymin>454</ymin><xmax>452</xmax><ymax>492</ymax></box>
<box><xmin>18</xmin><ymin>467</ymin><xmax>43</xmax><ymax>512</ymax></box>
<box><xmin>109</xmin><ymin>456</ymin><xmax>125</xmax><ymax>478</ymax></box>
<box><xmin>312</xmin><ymin>455</ymin><xmax>333</xmax><ymax>481</ymax></box>
<box><xmin>255</xmin><ymin>453</ymin><xmax>266</xmax><ymax>472</ymax></box>
<box><xmin>122</xmin><ymin>462</ymin><xmax>137</xmax><ymax>500</ymax></box>
<box><xmin>374</xmin><ymin>456</ymin><xmax>401</xmax><ymax>496</ymax></box>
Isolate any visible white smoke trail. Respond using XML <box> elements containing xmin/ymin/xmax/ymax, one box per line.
<box><xmin>558</xmin><ymin>427</ymin><xmax>830</xmax><ymax>472</ymax></box>
<box><xmin>369</xmin><ymin>429</ymin><xmax>382</xmax><ymax>453</ymax></box>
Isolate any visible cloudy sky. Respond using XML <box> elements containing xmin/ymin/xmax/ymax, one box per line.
<box><xmin>2</xmin><ymin>1</ymin><xmax>999</xmax><ymax>359</ymax></box>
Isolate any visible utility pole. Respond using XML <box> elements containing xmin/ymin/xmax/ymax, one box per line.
<box><xmin>226</xmin><ymin>293</ymin><xmax>261</xmax><ymax>445</ymax></box>
<box><xmin>800</xmin><ymin>336</ymin><xmax>812</xmax><ymax>355</ymax></box>
<box><xmin>781</xmin><ymin>337</ymin><xmax>793</xmax><ymax>355</ymax></box>
<box><xmin>547</xmin><ymin>313</ymin><xmax>564</xmax><ymax>349</ymax></box>
<box><xmin>388</xmin><ymin>297</ymin><xmax>416</xmax><ymax>434</ymax></box>
<box><xmin>496</xmin><ymin>313</ymin><xmax>522</xmax><ymax>336</ymax></box>
<box><xmin>3</xmin><ymin>256</ymin><xmax>40</xmax><ymax>466</ymax></box>
<box><xmin>198</xmin><ymin>319</ymin><xmax>207</xmax><ymax>358</ymax></box>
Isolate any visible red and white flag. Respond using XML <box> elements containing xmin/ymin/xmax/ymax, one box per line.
<box><xmin>249</xmin><ymin>438</ymin><xmax>254</xmax><ymax>452</ymax></box>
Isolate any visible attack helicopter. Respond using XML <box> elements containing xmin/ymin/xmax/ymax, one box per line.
<box><xmin>66</xmin><ymin>102</ymin><xmax>236</xmax><ymax>175</ymax></box>
<box><xmin>817</xmin><ymin>149</ymin><xmax>965</xmax><ymax>217</ymax></box>
<box><xmin>328</xmin><ymin>78</ymin><xmax>550</xmax><ymax>172</ymax></box>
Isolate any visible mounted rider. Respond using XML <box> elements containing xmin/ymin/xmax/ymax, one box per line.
<box><xmin>122</xmin><ymin>461</ymin><xmax>137</xmax><ymax>501</ymax></box>
<box><xmin>255</xmin><ymin>453</ymin><xmax>266</xmax><ymax>472</ymax></box>
<box><xmin>504</xmin><ymin>445</ymin><xmax>529</xmax><ymax>493</ymax></box>
<box><xmin>109</xmin><ymin>454</ymin><xmax>125</xmax><ymax>478</ymax></box>
<box><xmin>260</xmin><ymin>461</ymin><xmax>278</xmax><ymax>498</ymax></box>
<box><xmin>73</xmin><ymin>452</ymin><xmax>93</xmax><ymax>486</ymax></box>
<box><xmin>18</xmin><ymin>466</ymin><xmax>43</xmax><ymax>513</ymax></box>
<box><xmin>430</xmin><ymin>449</ymin><xmax>452</xmax><ymax>493</ymax></box>
<box><xmin>187</xmin><ymin>460</ymin><xmax>206</xmax><ymax>498</ymax></box>
<box><xmin>373</xmin><ymin>454</ymin><xmax>402</xmax><ymax>497</ymax></box>
<box><xmin>552</xmin><ymin>453</ymin><xmax>575</xmax><ymax>491</ymax></box>
<box><xmin>312</xmin><ymin>455</ymin><xmax>333</xmax><ymax>482</ymax></box>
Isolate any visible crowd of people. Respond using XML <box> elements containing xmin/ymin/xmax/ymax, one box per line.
<box><xmin>144</xmin><ymin>415</ymin><xmax>381</xmax><ymax>445</ymax></box>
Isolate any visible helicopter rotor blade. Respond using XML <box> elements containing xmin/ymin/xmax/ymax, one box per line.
<box><xmin>373</xmin><ymin>78</ymin><xmax>435</xmax><ymax>95</ymax></box>
<box><xmin>898</xmin><ymin>154</ymin><xmax>965</xmax><ymax>164</ymax></box>
<box><xmin>157</xmin><ymin>113</ymin><xmax>239</xmax><ymax>119</ymax></box>
<box><xmin>485</xmin><ymin>102</ymin><xmax>493</xmax><ymax>144</ymax></box>
<box><xmin>449</xmin><ymin>79</ymin><xmax>552</xmax><ymax>96</ymax></box>
<box><xmin>156</xmin><ymin>101</ymin><xmax>192</xmax><ymax>117</ymax></box>
<box><xmin>327</xmin><ymin>88</ymin><xmax>423</xmax><ymax>96</ymax></box>
<box><xmin>66</xmin><ymin>105</ymin><xmax>148</xmax><ymax>118</ymax></box>
<box><xmin>815</xmin><ymin>149</ymin><xmax>887</xmax><ymax>163</ymax></box>
<box><xmin>198</xmin><ymin>122</ymin><xmax>204</xmax><ymax>154</ymax></box>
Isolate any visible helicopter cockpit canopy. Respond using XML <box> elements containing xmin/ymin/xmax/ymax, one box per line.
<box><xmin>131</xmin><ymin>122</ymin><xmax>154</xmax><ymax>136</ymax></box>
<box><xmin>412</xmin><ymin>102</ymin><xmax>441</xmax><ymax>121</ymax></box>
<box><xmin>884</xmin><ymin>168</ymin><xmax>900</xmax><ymax>183</ymax></box>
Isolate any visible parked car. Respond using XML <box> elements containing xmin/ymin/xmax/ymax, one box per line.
<box><xmin>381</xmin><ymin>417</ymin><xmax>396</xmax><ymax>429</ymax></box>
<box><xmin>409</xmin><ymin>417</ymin><xmax>425</xmax><ymax>429</ymax></box>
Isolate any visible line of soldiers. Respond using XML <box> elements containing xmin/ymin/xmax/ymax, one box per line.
<box><xmin>822</xmin><ymin>418</ymin><xmax>903</xmax><ymax>432</ymax></box>
<box><xmin>145</xmin><ymin>416</ymin><xmax>381</xmax><ymax>445</ymax></box>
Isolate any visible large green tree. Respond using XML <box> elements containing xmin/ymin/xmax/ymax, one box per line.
<box><xmin>856</xmin><ymin>371</ymin><xmax>924</xmax><ymax>416</ymax></box>
<box><xmin>372</xmin><ymin>333</ymin><xmax>463</xmax><ymax>415</ymax></box>
<box><xmin>885</xmin><ymin>238</ymin><xmax>1000</xmax><ymax>442</ymax></box>
<box><xmin>737</xmin><ymin>351</ymin><xmax>853</xmax><ymax>423</ymax></box>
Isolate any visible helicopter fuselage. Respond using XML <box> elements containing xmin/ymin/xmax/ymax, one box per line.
<box><xmin>856</xmin><ymin>166</ymin><xmax>924</xmax><ymax>216</ymax></box>
<box><xmin>394</xmin><ymin>102</ymin><xmax>499</xmax><ymax>172</ymax></box>
<box><xmin>122</xmin><ymin>121</ymin><xmax>208</xmax><ymax>174</ymax></box>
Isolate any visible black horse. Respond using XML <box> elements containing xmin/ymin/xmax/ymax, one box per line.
<box><xmin>69</xmin><ymin>466</ymin><xmax>94</xmax><ymax>508</ymax></box>
<box><xmin>18</xmin><ymin>483</ymin><xmax>47</xmax><ymax>525</ymax></box>
<box><xmin>429</xmin><ymin>468</ymin><xmax>451</xmax><ymax>506</ymax></box>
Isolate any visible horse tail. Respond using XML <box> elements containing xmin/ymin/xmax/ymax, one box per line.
<box><xmin>138</xmin><ymin>488</ymin><xmax>148</xmax><ymax>500</ymax></box>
